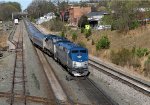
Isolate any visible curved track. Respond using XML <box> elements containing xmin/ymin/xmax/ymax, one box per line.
<box><xmin>89</xmin><ymin>58</ymin><xmax>150</xmax><ymax>96</ymax></box>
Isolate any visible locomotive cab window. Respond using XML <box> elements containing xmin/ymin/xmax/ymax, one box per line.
<box><xmin>80</xmin><ymin>50</ymin><xmax>86</xmax><ymax>53</ymax></box>
<box><xmin>72</xmin><ymin>50</ymin><xmax>79</xmax><ymax>53</ymax></box>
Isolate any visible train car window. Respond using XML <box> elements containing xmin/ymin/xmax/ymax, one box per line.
<box><xmin>80</xmin><ymin>50</ymin><xmax>86</xmax><ymax>53</ymax></box>
<box><xmin>72</xmin><ymin>50</ymin><xmax>78</xmax><ymax>53</ymax></box>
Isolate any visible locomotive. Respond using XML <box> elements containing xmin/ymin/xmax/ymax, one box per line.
<box><xmin>24</xmin><ymin>19</ymin><xmax>89</xmax><ymax>77</ymax></box>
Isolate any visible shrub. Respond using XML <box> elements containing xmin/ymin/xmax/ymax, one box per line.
<box><xmin>85</xmin><ymin>29</ymin><xmax>91</xmax><ymax>38</ymax></box>
<box><xmin>110</xmin><ymin>48</ymin><xmax>132</xmax><ymax>66</ymax></box>
<box><xmin>78</xmin><ymin>41</ymin><xmax>86</xmax><ymax>48</ymax></box>
<box><xmin>43</xmin><ymin>19</ymin><xmax>65</xmax><ymax>32</ymax></box>
<box><xmin>135</xmin><ymin>48</ymin><xmax>149</xmax><ymax>58</ymax></box>
<box><xmin>144</xmin><ymin>56</ymin><xmax>150</xmax><ymax>77</ymax></box>
<box><xmin>72</xmin><ymin>32</ymin><xmax>77</xmax><ymax>41</ymax></box>
<box><xmin>61</xmin><ymin>31</ymin><xmax>65</xmax><ymax>37</ymax></box>
<box><xmin>81</xmin><ymin>27</ymin><xmax>84</xmax><ymax>33</ymax></box>
<box><xmin>96</xmin><ymin>36</ymin><xmax>110</xmax><ymax>51</ymax></box>
<box><xmin>129</xmin><ymin>20</ymin><xmax>139</xmax><ymax>30</ymax></box>
<box><xmin>78</xmin><ymin>15</ymin><xmax>88</xmax><ymax>28</ymax></box>
<box><xmin>92</xmin><ymin>39</ymin><xmax>95</xmax><ymax>45</ymax></box>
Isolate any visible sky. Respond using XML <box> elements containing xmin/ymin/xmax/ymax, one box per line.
<box><xmin>0</xmin><ymin>0</ymin><xmax>32</xmax><ymax>10</ymax></box>
<box><xmin>0</xmin><ymin>0</ymin><xmax>82</xmax><ymax>11</ymax></box>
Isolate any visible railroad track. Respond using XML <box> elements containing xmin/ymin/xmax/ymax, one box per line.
<box><xmin>0</xmin><ymin>21</ymin><xmax>55</xmax><ymax>105</ymax></box>
<box><xmin>89</xmin><ymin>58</ymin><xmax>150</xmax><ymax>96</ymax></box>
<box><xmin>10</xmin><ymin>21</ymin><xmax>26</xmax><ymax>105</ymax></box>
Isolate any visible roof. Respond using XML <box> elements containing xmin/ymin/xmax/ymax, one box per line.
<box><xmin>56</xmin><ymin>41</ymin><xmax>86</xmax><ymax>51</ymax></box>
<box><xmin>86</xmin><ymin>11</ymin><xmax>109</xmax><ymax>17</ymax></box>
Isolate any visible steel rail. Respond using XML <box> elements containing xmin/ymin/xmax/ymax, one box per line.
<box><xmin>89</xmin><ymin>58</ymin><xmax>150</xmax><ymax>96</ymax></box>
<box><xmin>10</xmin><ymin>21</ymin><xmax>26</xmax><ymax>105</ymax></box>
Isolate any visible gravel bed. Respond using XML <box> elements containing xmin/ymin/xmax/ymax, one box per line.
<box><xmin>89</xmin><ymin>66</ymin><xmax>150</xmax><ymax>105</ymax></box>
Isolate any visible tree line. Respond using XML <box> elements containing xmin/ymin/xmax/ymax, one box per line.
<box><xmin>0</xmin><ymin>2</ymin><xmax>21</xmax><ymax>20</ymax></box>
<box><xmin>27</xmin><ymin>0</ymin><xmax>70</xmax><ymax>19</ymax></box>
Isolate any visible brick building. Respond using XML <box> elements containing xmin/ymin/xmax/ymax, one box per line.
<box><xmin>68</xmin><ymin>6</ymin><xmax>91</xmax><ymax>26</ymax></box>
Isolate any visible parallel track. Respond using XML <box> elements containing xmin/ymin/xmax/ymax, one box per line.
<box><xmin>10</xmin><ymin>21</ymin><xmax>26</xmax><ymax>105</ymax></box>
<box><xmin>89</xmin><ymin>58</ymin><xmax>150</xmax><ymax>96</ymax></box>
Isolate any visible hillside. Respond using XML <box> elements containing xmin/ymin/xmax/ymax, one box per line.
<box><xmin>40</xmin><ymin>23</ymin><xmax>150</xmax><ymax>80</ymax></box>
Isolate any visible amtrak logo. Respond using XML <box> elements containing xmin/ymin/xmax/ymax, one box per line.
<box><xmin>77</xmin><ymin>55</ymin><xmax>82</xmax><ymax>58</ymax></box>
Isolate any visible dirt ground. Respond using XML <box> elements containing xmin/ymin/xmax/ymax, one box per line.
<box><xmin>0</xmin><ymin>31</ymin><xmax>8</xmax><ymax>48</ymax></box>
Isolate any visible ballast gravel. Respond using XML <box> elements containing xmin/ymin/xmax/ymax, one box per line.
<box><xmin>89</xmin><ymin>66</ymin><xmax>150</xmax><ymax>105</ymax></box>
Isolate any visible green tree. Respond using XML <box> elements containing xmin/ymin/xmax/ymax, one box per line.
<box><xmin>78</xmin><ymin>15</ymin><xmax>89</xmax><ymax>28</ymax></box>
<box><xmin>110</xmin><ymin>0</ymin><xmax>140</xmax><ymax>32</ymax></box>
<box><xmin>0</xmin><ymin>2</ymin><xmax>21</xmax><ymax>20</ymax></box>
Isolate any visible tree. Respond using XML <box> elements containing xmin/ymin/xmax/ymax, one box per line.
<box><xmin>78</xmin><ymin>15</ymin><xmax>89</xmax><ymax>28</ymax></box>
<box><xmin>27</xmin><ymin>0</ymin><xmax>56</xmax><ymax>19</ymax></box>
<box><xmin>0</xmin><ymin>2</ymin><xmax>21</xmax><ymax>20</ymax></box>
<box><xmin>110</xmin><ymin>0</ymin><xmax>140</xmax><ymax>32</ymax></box>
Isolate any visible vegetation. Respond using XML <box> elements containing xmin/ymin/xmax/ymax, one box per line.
<box><xmin>85</xmin><ymin>29</ymin><xmax>92</xmax><ymax>38</ymax></box>
<box><xmin>42</xmin><ymin>19</ymin><xmax>65</xmax><ymax>32</ymax></box>
<box><xmin>0</xmin><ymin>2</ymin><xmax>21</xmax><ymax>20</ymax></box>
<box><xmin>61</xmin><ymin>31</ymin><xmax>65</xmax><ymax>37</ymax></box>
<box><xmin>132</xmin><ymin>47</ymin><xmax>149</xmax><ymax>58</ymax></box>
<box><xmin>27</xmin><ymin>0</ymin><xmax>56</xmax><ymax>19</ymax></box>
<box><xmin>96</xmin><ymin>36</ymin><xmax>110</xmax><ymax>51</ymax></box>
<box><xmin>78</xmin><ymin>15</ymin><xmax>89</xmax><ymax>28</ymax></box>
<box><xmin>144</xmin><ymin>56</ymin><xmax>150</xmax><ymax>77</ymax></box>
<box><xmin>110</xmin><ymin>48</ymin><xmax>132</xmax><ymax>66</ymax></box>
<box><xmin>101</xmin><ymin>0</ymin><xmax>150</xmax><ymax>32</ymax></box>
<box><xmin>72</xmin><ymin>32</ymin><xmax>77</xmax><ymax>41</ymax></box>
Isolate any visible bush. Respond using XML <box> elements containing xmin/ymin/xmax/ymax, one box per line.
<box><xmin>129</xmin><ymin>20</ymin><xmax>139</xmax><ymax>30</ymax></box>
<box><xmin>92</xmin><ymin>39</ymin><xmax>95</xmax><ymax>45</ymax></box>
<box><xmin>42</xmin><ymin>19</ymin><xmax>65</xmax><ymax>32</ymax></box>
<box><xmin>78</xmin><ymin>15</ymin><xmax>89</xmax><ymax>28</ymax></box>
<box><xmin>85</xmin><ymin>29</ymin><xmax>91</xmax><ymax>38</ymax></box>
<box><xmin>72</xmin><ymin>32</ymin><xmax>77</xmax><ymax>41</ymax></box>
<box><xmin>81</xmin><ymin>27</ymin><xmax>84</xmax><ymax>33</ymax></box>
<box><xmin>110</xmin><ymin>48</ymin><xmax>132</xmax><ymax>66</ymax></box>
<box><xmin>78</xmin><ymin>42</ymin><xmax>86</xmax><ymax>48</ymax></box>
<box><xmin>133</xmin><ymin>47</ymin><xmax>149</xmax><ymax>58</ymax></box>
<box><xmin>61</xmin><ymin>31</ymin><xmax>65</xmax><ymax>37</ymax></box>
<box><xmin>144</xmin><ymin>56</ymin><xmax>150</xmax><ymax>77</ymax></box>
<box><xmin>96</xmin><ymin>36</ymin><xmax>110</xmax><ymax>51</ymax></box>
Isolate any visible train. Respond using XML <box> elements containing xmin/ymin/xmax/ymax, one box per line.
<box><xmin>24</xmin><ymin>19</ymin><xmax>89</xmax><ymax>77</ymax></box>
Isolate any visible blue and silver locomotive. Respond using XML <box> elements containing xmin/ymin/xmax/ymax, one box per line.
<box><xmin>55</xmin><ymin>41</ymin><xmax>89</xmax><ymax>76</ymax></box>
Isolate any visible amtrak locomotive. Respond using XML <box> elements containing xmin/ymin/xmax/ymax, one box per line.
<box><xmin>24</xmin><ymin>19</ymin><xmax>89</xmax><ymax>77</ymax></box>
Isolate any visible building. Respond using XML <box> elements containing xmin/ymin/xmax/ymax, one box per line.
<box><xmin>86</xmin><ymin>11</ymin><xmax>109</xmax><ymax>27</ymax></box>
<box><xmin>68</xmin><ymin>6</ymin><xmax>91</xmax><ymax>26</ymax></box>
